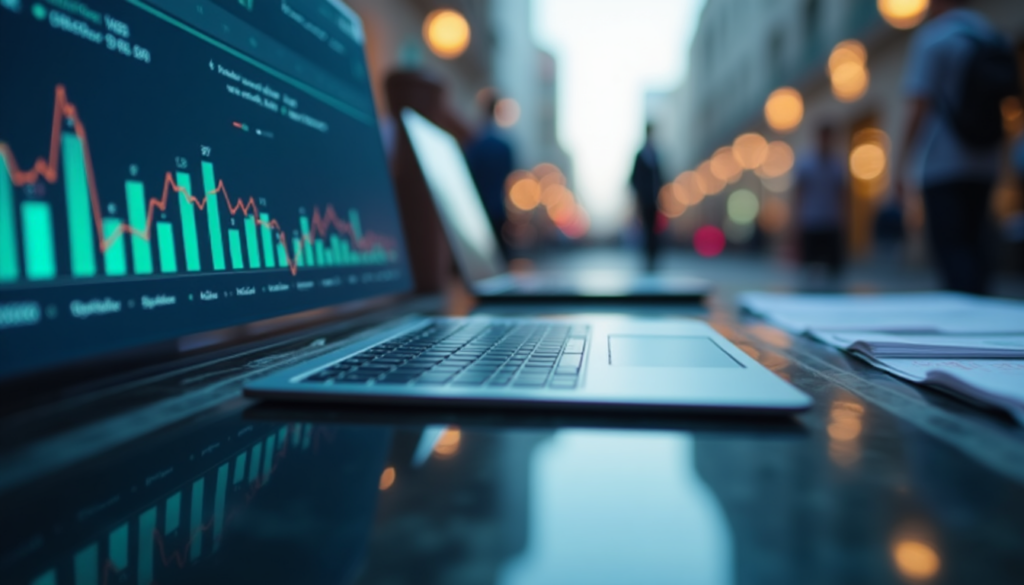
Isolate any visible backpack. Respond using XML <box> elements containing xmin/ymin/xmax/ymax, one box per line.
<box><xmin>944</xmin><ymin>31</ymin><xmax>1020</xmax><ymax>149</ymax></box>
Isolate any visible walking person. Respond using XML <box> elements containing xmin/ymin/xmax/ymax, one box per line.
<box><xmin>464</xmin><ymin>95</ymin><xmax>515</xmax><ymax>259</ymax></box>
<box><xmin>898</xmin><ymin>0</ymin><xmax>1020</xmax><ymax>294</ymax></box>
<box><xmin>793</xmin><ymin>124</ymin><xmax>847</xmax><ymax>279</ymax></box>
<box><xmin>630</xmin><ymin>124</ymin><xmax>663</xmax><ymax>271</ymax></box>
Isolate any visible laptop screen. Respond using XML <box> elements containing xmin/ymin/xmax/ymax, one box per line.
<box><xmin>0</xmin><ymin>0</ymin><xmax>412</xmax><ymax>379</ymax></box>
<box><xmin>400</xmin><ymin>108</ymin><xmax>507</xmax><ymax>284</ymax></box>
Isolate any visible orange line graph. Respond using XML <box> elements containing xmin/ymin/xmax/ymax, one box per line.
<box><xmin>0</xmin><ymin>84</ymin><xmax>396</xmax><ymax>277</ymax></box>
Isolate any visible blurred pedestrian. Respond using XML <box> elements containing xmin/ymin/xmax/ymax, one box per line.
<box><xmin>793</xmin><ymin>125</ymin><xmax>847</xmax><ymax>278</ymax></box>
<box><xmin>898</xmin><ymin>0</ymin><xmax>1020</xmax><ymax>294</ymax></box>
<box><xmin>630</xmin><ymin>124</ymin><xmax>663</xmax><ymax>271</ymax></box>
<box><xmin>464</xmin><ymin>95</ymin><xmax>515</xmax><ymax>258</ymax></box>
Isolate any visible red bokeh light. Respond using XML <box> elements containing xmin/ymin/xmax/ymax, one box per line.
<box><xmin>654</xmin><ymin>211</ymin><xmax>669</xmax><ymax>234</ymax></box>
<box><xmin>694</xmin><ymin>225</ymin><xmax>726</xmax><ymax>257</ymax></box>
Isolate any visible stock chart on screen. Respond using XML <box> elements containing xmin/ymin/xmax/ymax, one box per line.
<box><xmin>0</xmin><ymin>0</ymin><xmax>411</xmax><ymax>377</ymax></box>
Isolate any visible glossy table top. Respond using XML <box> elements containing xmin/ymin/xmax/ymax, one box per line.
<box><xmin>2</xmin><ymin>289</ymin><xmax>1023</xmax><ymax>585</ymax></box>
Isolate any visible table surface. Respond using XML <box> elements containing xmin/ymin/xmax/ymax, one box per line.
<box><xmin>2</xmin><ymin>279</ymin><xmax>1023</xmax><ymax>585</ymax></box>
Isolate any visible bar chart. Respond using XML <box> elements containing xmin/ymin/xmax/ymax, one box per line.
<box><xmin>0</xmin><ymin>85</ymin><xmax>399</xmax><ymax>287</ymax></box>
<box><xmin>25</xmin><ymin>424</ymin><xmax>312</xmax><ymax>585</ymax></box>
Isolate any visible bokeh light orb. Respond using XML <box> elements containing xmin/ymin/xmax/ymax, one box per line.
<box><xmin>831</xmin><ymin>62</ymin><xmax>870</xmax><ymax>103</ymax></box>
<box><xmin>423</xmin><ymin>9</ymin><xmax>471</xmax><ymax>59</ymax></box>
<box><xmin>694</xmin><ymin>225</ymin><xmax>726</xmax><ymax>258</ymax></box>
<box><xmin>849</xmin><ymin>143</ymin><xmax>887</xmax><ymax>181</ymax></box>
<box><xmin>727</xmin><ymin>189</ymin><xmax>760</xmax><ymax>224</ymax></box>
<box><xmin>892</xmin><ymin>540</ymin><xmax>941</xmax><ymax>580</ymax></box>
<box><xmin>878</xmin><ymin>0</ymin><xmax>929</xmax><ymax>30</ymax></box>
<box><xmin>711</xmin><ymin>147</ymin><xmax>743</xmax><ymax>184</ymax></box>
<box><xmin>828</xmin><ymin>40</ymin><xmax>868</xmax><ymax>73</ymax></box>
<box><xmin>494</xmin><ymin>98</ymin><xmax>521</xmax><ymax>128</ymax></box>
<box><xmin>732</xmin><ymin>133</ymin><xmax>769</xmax><ymax>170</ymax></box>
<box><xmin>757</xmin><ymin>141</ymin><xmax>795</xmax><ymax>178</ymax></box>
<box><xmin>765</xmin><ymin>87</ymin><xmax>804</xmax><ymax>134</ymax></box>
<box><xmin>674</xmin><ymin>171</ymin><xmax>706</xmax><ymax>205</ymax></box>
<box><xmin>508</xmin><ymin>175</ymin><xmax>541</xmax><ymax>210</ymax></box>
<box><xmin>696</xmin><ymin>161</ymin><xmax>725</xmax><ymax>196</ymax></box>
<box><xmin>658</xmin><ymin>184</ymin><xmax>687</xmax><ymax>218</ymax></box>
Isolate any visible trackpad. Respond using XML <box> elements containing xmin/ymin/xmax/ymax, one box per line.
<box><xmin>609</xmin><ymin>336</ymin><xmax>743</xmax><ymax>368</ymax></box>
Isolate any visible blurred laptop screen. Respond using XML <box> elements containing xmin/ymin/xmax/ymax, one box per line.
<box><xmin>0</xmin><ymin>0</ymin><xmax>412</xmax><ymax>378</ymax></box>
<box><xmin>401</xmin><ymin>108</ymin><xmax>507</xmax><ymax>283</ymax></box>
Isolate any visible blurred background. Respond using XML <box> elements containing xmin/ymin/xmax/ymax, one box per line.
<box><xmin>346</xmin><ymin>0</ymin><xmax>1024</xmax><ymax>296</ymax></box>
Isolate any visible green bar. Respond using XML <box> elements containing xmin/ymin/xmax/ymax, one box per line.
<box><xmin>138</xmin><ymin>507</ymin><xmax>156</xmax><ymax>585</ymax></box>
<box><xmin>190</xmin><ymin>477</ymin><xmax>205</xmax><ymax>561</ymax></box>
<box><xmin>244</xmin><ymin>215</ymin><xmax>261</xmax><ymax>268</ymax></box>
<box><xmin>330</xmin><ymin>235</ymin><xmax>342</xmax><ymax>267</ymax></box>
<box><xmin>299</xmin><ymin>216</ymin><xmax>314</xmax><ymax>265</ymax></box>
<box><xmin>290</xmin><ymin>424</ymin><xmax>301</xmax><ymax>447</ymax></box>
<box><xmin>228</xmin><ymin>229</ymin><xmax>244</xmax><ymax>269</ymax></box>
<box><xmin>262</xmin><ymin>435</ymin><xmax>275</xmax><ymax>483</ymax></box>
<box><xmin>21</xmin><ymin>201</ymin><xmax>57</xmax><ymax>280</ymax></box>
<box><xmin>74</xmin><ymin>542</ymin><xmax>98</xmax><ymax>585</ymax></box>
<box><xmin>63</xmin><ymin>132</ymin><xmax>97</xmax><ymax>277</ymax></box>
<box><xmin>340</xmin><ymin>240</ymin><xmax>350</xmax><ymax>265</ymax></box>
<box><xmin>277</xmin><ymin>426</ymin><xmax>288</xmax><ymax>447</ymax></box>
<box><xmin>301</xmin><ymin>423</ymin><xmax>312</xmax><ymax>450</ymax></box>
<box><xmin>109</xmin><ymin>522</ymin><xmax>128</xmax><ymax>571</ymax></box>
<box><xmin>214</xmin><ymin>463</ymin><xmax>228</xmax><ymax>550</ymax></box>
<box><xmin>156</xmin><ymin>222</ymin><xmax>178</xmax><ymax>273</ymax></box>
<box><xmin>165</xmin><ymin>491</ymin><xmax>181</xmax><ymax>534</ymax></box>
<box><xmin>324</xmin><ymin>249</ymin><xmax>334</xmax><ymax>266</ymax></box>
<box><xmin>233</xmin><ymin>452</ymin><xmax>247</xmax><ymax>484</ymax></box>
<box><xmin>348</xmin><ymin>209</ymin><xmax>361</xmax><ymax>242</ymax></box>
<box><xmin>292</xmin><ymin>237</ymin><xmax>304</xmax><ymax>267</ymax></box>
<box><xmin>201</xmin><ymin>162</ymin><xmax>226</xmax><ymax>271</ymax></box>
<box><xmin>102</xmin><ymin>218</ymin><xmax>127</xmax><ymax>276</ymax></box>
<box><xmin>125</xmin><ymin>180</ymin><xmax>153</xmax><ymax>275</ymax></box>
<box><xmin>276</xmin><ymin>242</ymin><xmax>288</xmax><ymax>268</ymax></box>
<box><xmin>315</xmin><ymin>239</ymin><xmax>325</xmax><ymax>266</ymax></box>
<box><xmin>0</xmin><ymin>163</ymin><xmax>19</xmax><ymax>281</ymax></box>
<box><xmin>248</xmin><ymin>443</ymin><xmax>262</xmax><ymax>483</ymax></box>
<box><xmin>30</xmin><ymin>570</ymin><xmax>57</xmax><ymax>585</ymax></box>
<box><xmin>259</xmin><ymin>213</ymin><xmax>276</xmax><ymax>268</ymax></box>
<box><xmin>175</xmin><ymin>172</ymin><xmax>201</xmax><ymax>272</ymax></box>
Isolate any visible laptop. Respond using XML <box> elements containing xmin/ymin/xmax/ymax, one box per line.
<box><xmin>0</xmin><ymin>0</ymin><xmax>809</xmax><ymax>415</ymax></box>
<box><xmin>400</xmin><ymin>108</ymin><xmax>711</xmax><ymax>302</ymax></box>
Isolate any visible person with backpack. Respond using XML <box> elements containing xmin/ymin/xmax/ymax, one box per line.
<box><xmin>897</xmin><ymin>0</ymin><xmax>1020</xmax><ymax>294</ymax></box>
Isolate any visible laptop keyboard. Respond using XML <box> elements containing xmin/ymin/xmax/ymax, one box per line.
<box><xmin>302</xmin><ymin>323</ymin><xmax>588</xmax><ymax>389</ymax></box>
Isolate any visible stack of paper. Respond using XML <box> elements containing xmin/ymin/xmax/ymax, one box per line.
<box><xmin>812</xmin><ymin>332</ymin><xmax>1024</xmax><ymax>359</ymax></box>
<box><xmin>738</xmin><ymin>291</ymin><xmax>1024</xmax><ymax>334</ymax></box>
<box><xmin>738</xmin><ymin>292</ymin><xmax>1024</xmax><ymax>423</ymax></box>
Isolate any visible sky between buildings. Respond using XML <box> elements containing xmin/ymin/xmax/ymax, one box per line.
<box><xmin>533</xmin><ymin>0</ymin><xmax>706</xmax><ymax>237</ymax></box>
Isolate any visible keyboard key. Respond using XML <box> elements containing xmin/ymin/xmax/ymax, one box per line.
<box><xmin>564</xmin><ymin>338</ymin><xmax>586</xmax><ymax>353</ymax></box>
<box><xmin>557</xmin><ymin>353</ymin><xmax>583</xmax><ymax>371</ymax></box>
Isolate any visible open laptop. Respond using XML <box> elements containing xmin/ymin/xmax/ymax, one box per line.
<box><xmin>0</xmin><ymin>0</ymin><xmax>809</xmax><ymax>415</ymax></box>
<box><xmin>400</xmin><ymin>108</ymin><xmax>711</xmax><ymax>302</ymax></box>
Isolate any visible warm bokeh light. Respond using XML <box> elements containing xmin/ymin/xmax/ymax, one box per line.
<box><xmin>433</xmin><ymin>427</ymin><xmax>462</xmax><ymax>458</ymax></box>
<box><xmin>495</xmin><ymin>97</ymin><xmax>521</xmax><ymax>128</ymax></box>
<box><xmin>710</xmin><ymin>147</ymin><xmax>743</xmax><ymax>183</ymax></box>
<box><xmin>831</xmin><ymin>62</ymin><xmax>870</xmax><ymax>103</ymax></box>
<box><xmin>508</xmin><ymin>174</ymin><xmax>541</xmax><ymax>211</ymax></box>
<box><xmin>1003</xmin><ymin>96</ymin><xmax>1023</xmax><ymax>134</ymax></box>
<box><xmin>694</xmin><ymin>225</ymin><xmax>726</xmax><ymax>257</ymax></box>
<box><xmin>727</xmin><ymin>189</ymin><xmax>759</xmax><ymax>224</ymax></box>
<box><xmin>828</xmin><ymin>39</ymin><xmax>868</xmax><ymax>73</ymax></box>
<box><xmin>757</xmin><ymin>141</ymin><xmax>795</xmax><ymax>178</ymax></box>
<box><xmin>696</xmin><ymin>161</ymin><xmax>726</xmax><ymax>196</ymax></box>
<box><xmin>542</xmin><ymin>182</ymin><xmax>572</xmax><ymax>207</ymax></box>
<box><xmin>423</xmin><ymin>9</ymin><xmax>471</xmax><ymax>59</ymax></box>
<box><xmin>674</xmin><ymin>171</ymin><xmax>706</xmax><ymax>205</ymax></box>
<box><xmin>893</xmin><ymin>540</ymin><xmax>941</xmax><ymax>580</ymax></box>
<box><xmin>850</xmin><ymin>143</ymin><xmax>887</xmax><ymax>181</ymax></box>
<box><xmin>878</xmin><ymin>0</ymin><xmax>930</xmax><ymax>30</ymax></box>
<box><xmin>658</xmin><ymin>184</ymin><xmax>687</xmax><ymax>218</ymax></box>
<box><xmin>732</xmin><ymin>133</ymin><xmax>769</xmax><ymax>170</ymax></box>
<box><xmin>533</xmin><ymin>162</ymin><xmax>561</xmax><ymax>179</ymax></box>
<box><xmin>760</xmin><ymin>173</ymin><xmax>793</xmax><ymax>194</ymax></box>
<box><xmin>379</xmin><ymin>466</ymin><xmax>396</xmax><ymax>490</ymax></box>
<box><xmin>764</xmin><ymin>87</ymin><xmax>804</xmax><ymax>133</ymax></box>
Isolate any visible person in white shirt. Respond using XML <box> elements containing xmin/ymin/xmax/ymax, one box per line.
<box><xmin>794</xmin><ymin>125</ymin><xmax>847</xmax><ymax>277</ymax></box>
<box><xmin>898</xmin><ymin>0</ymin><xmax>1013</xmax><ymax>294</ymax></box>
